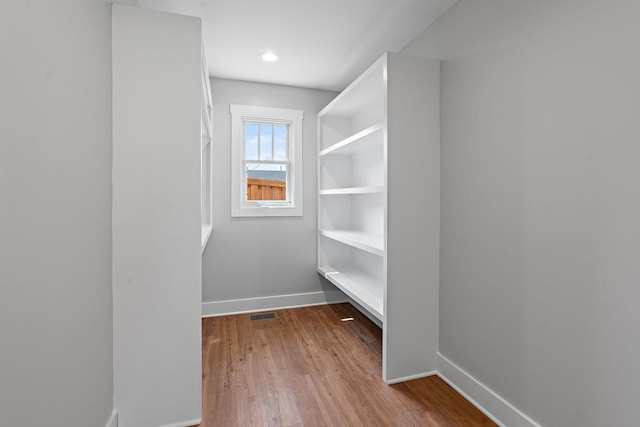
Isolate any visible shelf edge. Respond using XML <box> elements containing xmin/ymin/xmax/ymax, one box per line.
<box><xmin>319</xmin><ymin>123</ymin><xmax>384</xmax><ymax>157</ymax></box>
<box><xmin>323</xmin><ymin>270</ymin><xmax>383</xmax><ymax>321</ymax></box>
<box><xmin>319</xmin><ymin>229</ymin><xmax>384</xmax><ymax>256</ymax></box>
<box><xmin>319</xmin><ymin>186</ymin><xmax>385</xmax><ymax>195</ymax></box>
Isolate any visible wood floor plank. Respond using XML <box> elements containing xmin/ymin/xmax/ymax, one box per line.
<box><xmin>198</xmin><ymin>303</ymin><xmax>496</xmax><ymax>427</ymax></box>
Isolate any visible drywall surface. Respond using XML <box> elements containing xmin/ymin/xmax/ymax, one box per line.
<box><xmin>404</xmin><ymin>0</ymin><xmax>640</xmax><ymax>425</ymax></box>
<box><xmin>202</xmin><ymin>79</ymin><xmax>337</xmax><ymax>304</ymax></box>
<box><xmin>384</xmin><ymin>54</ymin><xmax>441</xmax><ymax>381</ymax></box>
<box><xmin>112</xmin><ymin>5</ymin><xmax>202</xmax><ymax>426</ymax></box>
<box><xmin>0</xmin><ymin>1</ymin><xmax>113</xmax><ymax>426</ymax></box>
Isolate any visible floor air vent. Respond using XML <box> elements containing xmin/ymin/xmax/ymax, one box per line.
<box><xmin>249</xmin><ymin>312</ymin><xmax>277</xmax><ymax>321</ymax></box>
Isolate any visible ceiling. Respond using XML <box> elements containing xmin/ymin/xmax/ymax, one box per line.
<box><xmin>129</xmin><ymin>0</ymin><xmax>458</xmax><ymax>92</ymax></box>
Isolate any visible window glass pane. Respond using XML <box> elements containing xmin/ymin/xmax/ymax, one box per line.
<box><xmin>246</xmin><ymin>162</ymin><xmax>288</xmax><ymax>201</ymax></box>
<box><xmin>259</xmin><ymin>124</ymin><xmax>273</xmax><ymax>160</ymax></box>
<box><xmin>245</xmin><ymin>123</ymin><xmax>259</xmax><ymax>160</ymax></box>
<box><xmin>273</xmin><ymin>125</ymin><xmax>287</xmax><ymax>161</ymax></box>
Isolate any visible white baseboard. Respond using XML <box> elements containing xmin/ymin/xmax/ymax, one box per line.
<box><xmin>159</xmin><ymin>418</ymin><xmax>202</xmax><ymax>427</ymax></box>
<box><xmin>385</xmin><ymin>370</ymin><xmax>438</xmax><ymax>385</ymax></box>
<box><xmin>109</xmin><ymin>414</ymin><xmax>199</xmax><ymax>427</ymax></box>
<box><xmin>437</xmin><ymin>353</ymin><xmax>541</xmax><ymax>427</ymax></box>
<box><xmin>105</xmin><ymin>411</ymin><xmax>118</xmax><ymax>427</ymax></box>
<box><xmin>202</xmin><ymin>290</ymin><xmax>348</xmax><ymax>318</ymax></box>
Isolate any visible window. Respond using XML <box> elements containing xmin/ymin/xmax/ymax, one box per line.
<box><xmin>244</xmin><ymin>122</ymin><xmax>288</xmax><ymax>201</ymax></box>
<box><xmin>230</xmin><ymin>104</ymin><xmax>303</xmax><ymax>217</ymax></box>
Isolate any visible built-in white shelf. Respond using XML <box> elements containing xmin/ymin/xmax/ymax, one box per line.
<box><xmin>319</xmin><ymin>186</ymin><xmax>385</xmax><ymax>195</ymax></box>
<box><xmin>200</xmin><ymin>41</ymin><xmax>213</xmax><ymax>253</ymax></box>
<box><xmin>317</xmin><ymin>265</ymin><xmax>383</xmax><ymax>321</ymax></box>
<box><xmin>319</xmin><ymin>123</ymin><xmax>384</xmax><ymax>157</ymax></box>
<box><xmin>317</xmin><ymin>52</ymin><xmax>440</xmax><ymax>384</ymax></box>
<box><xmin>319</xmin><ymin>229</ymin><xmax>384</xmax><ymax>256</ymax></box>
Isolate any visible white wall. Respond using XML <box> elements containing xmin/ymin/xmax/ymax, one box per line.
<box><xmin>202</xmin><ymin>79</ymin><xmax>338</xmax><ymax>310</ymax></box>
<box><xmin>0</xmin><ymin>1</ymin><xmax>114</xmax><ymax>426</ymax></box>
<box><xmin>112</xmin><ymin>5</ymin><xmax>202</xmax><ymax>426</ymax></box>
<box><xmin>403</xmin><ymin>1</ymin><xmax>640</xmax><ymax>425</ymax></box>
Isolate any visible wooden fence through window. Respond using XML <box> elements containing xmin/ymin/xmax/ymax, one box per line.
<box><xmin>247</xmin><ymin>178</ymin><xmax>286</xmax><ymax>200</ymax></box>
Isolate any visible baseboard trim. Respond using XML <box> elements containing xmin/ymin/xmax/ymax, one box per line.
<box><xmin>159</xmin><ymin>419</ymin><xmax>201</xmax><ymax>427</ymax></box>
<box><xmin>105</xmin><ymin>411</ymin><xmax>118</xmax><ymax>427</ymax></box>
<box><xmin>437</xmin><ymin>353</ymin><xmax>541</xmax><ymax>427</ymax></box>
<box><xmin>202</xmin><ymin>290</ymin><xmax>348</xmax><ymax>318</ymax></box>
<box><xmin>385</xmin><ymin>370</ymin><xmax>438</xmax><ymax>385</ymax></box>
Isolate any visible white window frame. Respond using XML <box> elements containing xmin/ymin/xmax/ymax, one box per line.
<box><xmin>230</xmin><ymin>104</ymin><xmax>303</xmax><ymax>217</ymax></box>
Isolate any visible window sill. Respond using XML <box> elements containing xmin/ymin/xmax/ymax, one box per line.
<box><xmin>232</xmin><ymin>204</ymin><xmax>302</xmax><ymax>218</ymax></box>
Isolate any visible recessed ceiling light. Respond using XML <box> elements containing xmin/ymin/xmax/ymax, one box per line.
<box><xmin>262</xmin><ymin>52</ymin><xmax>278</xmax><ymax>62</ymax></box>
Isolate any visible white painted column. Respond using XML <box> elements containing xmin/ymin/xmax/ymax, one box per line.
<box><xmin>112</xmin><ymin>5</ymin><xmax>202</xmax><ymax>426</ymax></box>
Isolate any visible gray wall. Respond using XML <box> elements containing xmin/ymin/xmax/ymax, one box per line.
<box><xmin>202</xmin><ymin>79</ymin><xmax>337</xmax><ymax>303</ymax></box>
<box><xmin>0</xmin><ymin>1</ymin><xmax>114</xmax><ymax>426</ymax></box>
<box><xmin>403</xmin><ymin>0</ymin><xmax>640</xmax><ymax>425</ymax></box>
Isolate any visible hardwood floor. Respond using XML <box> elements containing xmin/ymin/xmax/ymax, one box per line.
<box><xmin>199</xmin><ymin>303</ymin><xmax>495</xmax><ymax>426</ymax></box>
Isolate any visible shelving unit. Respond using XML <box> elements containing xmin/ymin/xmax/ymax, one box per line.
<box><xmin>201</xmin><ymin>42</ymin><xmax>213</xmax><ymax>253</ymax></box>
<box><xmin>317</xmin><ymin>52</ymin><xmax>441</xmax><ymax>383</ymax></box>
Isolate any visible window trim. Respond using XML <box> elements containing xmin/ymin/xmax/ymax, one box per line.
<box><xmin>230</xmin><ymin>104</ymin><xmax>303</xmax><ymax>217</ymax></box>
